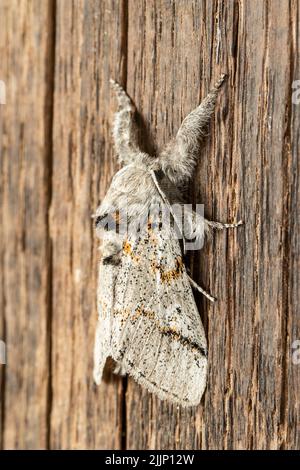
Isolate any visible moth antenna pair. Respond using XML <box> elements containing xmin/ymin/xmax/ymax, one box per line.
<box><xmin>110</xmin><ymin>74</ymin><xmax>227</xmax><ymax>182</ymax></box>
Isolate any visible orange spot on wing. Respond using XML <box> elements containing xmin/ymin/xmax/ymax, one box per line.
<box><xmin>123</xmin><ymin>240</ymin><xmax>140</xmax><ymax>263</ymax></box>
<box><xmin>152</xmin><ymin>256</ymin><xmax>184</xmax><ymax>283</ymax></box>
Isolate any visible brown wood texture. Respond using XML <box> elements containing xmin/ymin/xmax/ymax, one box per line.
<box><xmin>0</xmin><ymin>0</ymin><xmax>299</xmax><ymax>450</ymax></box>
<box><xmin>0</xmin><ymin>0</ymin><xmax>54</xmax><ymax>449</ymax></box>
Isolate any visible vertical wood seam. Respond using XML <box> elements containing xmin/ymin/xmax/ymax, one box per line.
<box><xmin>279</xmin><ymin>1</ymin><xmax>295</xmax><ymax>449</ymax></box>
<box><xmin>44</xmin><ymin>0</ymin><xmax>56</xmax><ymax>450</ymax></box>
<box><xmin>120</xmin><ymin>0</ymin><xmax>129</xmax><ymax>451</ymax></box>
<box><xmin>0</xmin><ymin>271</ymin><xmax>6</xmax><ymax>450</ymax></box>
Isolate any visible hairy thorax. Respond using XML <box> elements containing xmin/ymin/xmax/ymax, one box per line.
<box><xmin>95</xmin><ymin>162</ymin><xmax>185</xmax><ymax>264</ymax></box>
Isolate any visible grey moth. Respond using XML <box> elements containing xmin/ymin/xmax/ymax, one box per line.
<box><xmin>93</xmin><ymin>76</ymin><xmax>242</xmax><ymax>407</ymax></box>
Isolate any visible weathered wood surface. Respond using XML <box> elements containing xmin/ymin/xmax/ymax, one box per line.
<box><xmin>0</xmin><ymin>0</ymin><xmax>54</xmax><ymax>449</ymax></box>
<box><xmin>0</xmin><ymin>0</ymin><xmax>299</xmax><ymax>450</ymax></box>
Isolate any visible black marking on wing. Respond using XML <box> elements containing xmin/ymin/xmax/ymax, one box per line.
<box><xmin>102</xmin><ymin>255</ymin><xmax>121</xmax><ymax>266</ymax></box>
<box><xmin>162</xmin><ymin>328</ymin><xmax>207</xmax><ymax>358</ymax></box>
<box><xmin>117</xmin><ymin>326</ymin><xmax>207</xmax><ymax>359</ymax></box>
<box><xmin>95</xmin><ymin>212</ymin><xmax>120</xmax><ymax>232</ymax></box>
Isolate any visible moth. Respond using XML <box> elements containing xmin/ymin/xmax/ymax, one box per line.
<box><xmin>93</xmin><ymin>75</ymin><xmax>242</xmax><ymax>407</ymax></box>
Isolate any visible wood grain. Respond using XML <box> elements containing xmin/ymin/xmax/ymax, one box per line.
<box><xmin>0</xmin><ymin>0</ymin><xmax>299</xmax><ymax>450</ymax></box>
<box><xmin>49</xmin><ymin>0</ymin><xmax>126</xmax><ymax>450</ymax></box>
<box><xmin>0</xmin><ymin>0</ymin><xmax>54</xmax><ymax>449</ymax></box>
<box><xmin>125</xmin><ymin>0</ymin><xmax>300</xmax><ymax>449</ymax></box>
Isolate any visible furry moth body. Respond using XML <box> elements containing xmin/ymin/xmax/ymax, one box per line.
<box><xmin>93</xmin><ymin>76</ymin><xmax>242</xmax><ymax>407</ymax></box>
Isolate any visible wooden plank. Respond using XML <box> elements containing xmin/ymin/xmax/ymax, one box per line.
<box><xmin>282</xmin><ymin>0</ymin><xmax>300</xmax><ymax>450</ymax></box>
<box><xmin>0</xmin><ymin>0</ymin><xmax>299</xmax><ymax>450</ymax></box>
<box><xmin>49</xmin><ymin>0</ymin><xmax>127</xmax><ymax>449</ymax></box>
<box><xmin>247</xmin><ymin>0</ymin><xmax>299</xmax><ymax>449</ymax></box>
<box><xmin>125</xmin><ymin>0</ymin><xmax>300</xmax><ymax>450</ymax></box>
<box><xmin>0</xmin><ymin>0</ymin><xmax>55</xmax><ymax>449</ymax></box>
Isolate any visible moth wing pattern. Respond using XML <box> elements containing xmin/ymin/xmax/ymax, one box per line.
<box><xmin>94</xmin><ymin>219</ymin><xmax>207</xmax><ymax>407</ymax></box>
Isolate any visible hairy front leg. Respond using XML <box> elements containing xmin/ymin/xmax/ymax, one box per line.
<box><xmin>204</xmin><ymin>218</ymin><xmax>243</xmax><ymax>232</ymax></box>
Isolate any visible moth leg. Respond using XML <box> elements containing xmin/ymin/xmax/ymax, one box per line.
<box><xmin>110</xmin><ymin>79</ymin><xmax>141</xmax><ymax>164</ymax></box>
<box><xmin>159</xmin><ymin>73</ymin><xmax>227</xmax><ymax>184</ymax></box>
<box><xmin>205</xmin><ymin>219</ymin><xmax>243</xmax><ymax>231</ymax></box>
<box><xmin>179</xmin><ymin>207</ymin><xmax>242</xmax><ymax>247</ymax></box>
<box><xmin>188</xmin><ymin>275</ymin><xmax>216</xmax><ymax>302</ymax></box>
